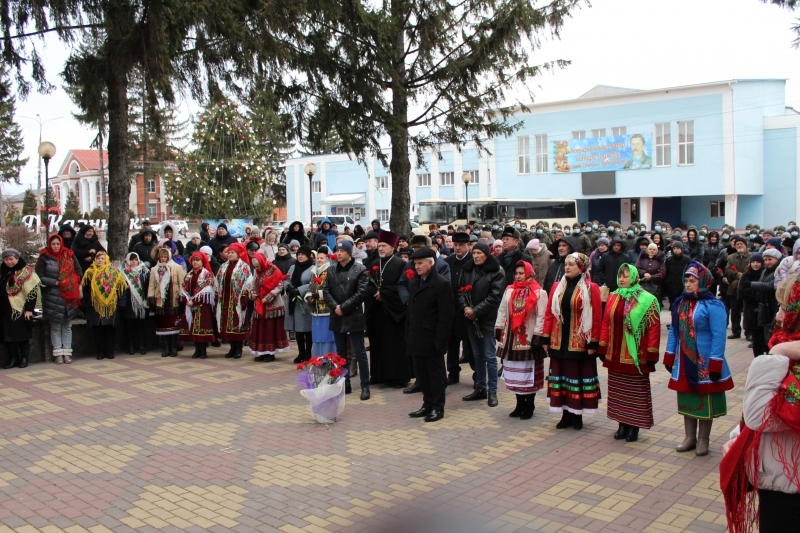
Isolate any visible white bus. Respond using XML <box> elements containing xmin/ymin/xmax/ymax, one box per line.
<box><xmin>418</xmin><ymin>198</ymin><xmax>578</xmax><ymax>229</ymax></box>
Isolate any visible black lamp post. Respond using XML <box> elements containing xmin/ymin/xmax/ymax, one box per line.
<box><xmin>461</xmin><ymin>171</ymin><xmax>471</xmax><ymax>224</ymax></box>
<box><xmin>38</xmin><ymin>141</ymin><xmax>56</xmax><ymax>232</ymax></box>
<box><xmin>304</xmin><ymin>162</ymin><xmax>317</xmax><ymax>223</ymax></box>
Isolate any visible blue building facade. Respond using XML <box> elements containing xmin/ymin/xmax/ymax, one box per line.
<box><xmin>285</xmin><ymin>79</ymin><xmax>800</xmax><ymax>229</ymax></box>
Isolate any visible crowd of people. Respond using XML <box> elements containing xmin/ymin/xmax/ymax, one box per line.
<box><xmin>0</xmin><ymin>214</ymin><xmax>798</xmax><ymax>531</ymax></box>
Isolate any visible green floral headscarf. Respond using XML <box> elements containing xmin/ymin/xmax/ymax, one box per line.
<box><xmin>612</xmin><ymin>264</ymin><xmax>661</xmax><ymax>372</ymax></box>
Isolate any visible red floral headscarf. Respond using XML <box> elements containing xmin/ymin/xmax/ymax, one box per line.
<box><xmin>253</xmin><ymin>253</ymin><xmax>286</xmax><ymax>316</ymax></box>
<box><xmin>510</xmin><ymin>261</ymin><xmax>540</xmax><ymax>335</ymax></box>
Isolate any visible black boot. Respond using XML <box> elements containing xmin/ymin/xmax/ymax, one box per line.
<box><xmin>509</xmin><ymin>395</ymin><xmax>523</xmax><ymax>418</ymax></box>
<box><xmin>224</xmin><ymin>341</ymin><xmax>235</xmax><ymax>358</ymax></box>
<box><xmin>105</xmin><ymin>326</ymin><xmax>115</xmax><ymax>359</ymax></box>
<box><xmin>345</xmin><ymin>378</ymin><xmax>352</xmax><ymax>394</ymax></box>
<box><xmin>520</xmin><ymin>395</ymin><xmax>535</xmax><ymax>420</ymax></box>
<box><xmin>191</xmin><ymin>344</ymin><xmax>200</xmax><ymax>358</ymax></box>
<box><xmin>137</xmin><ymin>320</ymin><xmax>148</xmax><ymax>354</ymax></box>
<box><xmin>161</xmin><ymin>336</ymin><xmax>170</xmax><ymax>357</ymax></box>
<box><xmin>360</xmin><ymin>386</ymin><xmax>370</xmax><ymax>401</ymax></box>
<box><xmin>462</xmin><ymin>388</ymin><xmax>488</xmax><ymax>401</ymax></box>
<box><xmin>169</xmin><ymin>336</ymin><xmax>178</xmax><ymax>357</ymax></box>
<box><xmin>199</xmin><ymin>343</ymin><xmax>207</xmax><ymax>359</ymax></box>
<box><xmin>3</xmin><ymin>343</ymin><xmax>18</xmax><ymax>369</ymax></box>
<box><xmin>487</xmin><ymin>392</ymin><xmax>498</xmax><ymax>407</ymax></box>
<box><xmin>626</xmin><ymin>427</ymin><xmax>639</xmax><ymax>442</ymax></box>
<box><xmin>18</xmin><ymin>342</ymin><xmax>29</xmax><ymax>369</ymax></box>
<box><xmin>403</xmin><ymin>381</ymin><xmax>422</xmax><ymax>394</ymax></box>
<box><xmin>572</xmin><ymin>414</ymin><xmax>583</xmax><ymax>430</ymax></box>
<box><xmin>233</xmin><ymin>341</ymin><xmax>242</xmax><ymax>359</ymax></box>
<box><xmin>126</xmin><ymin>321</ymin><xmax>135</xmax><ymax>355</ymax></box>
<box><xmin>556</xmin><ymin>410</ymin><xmax>572</xmax><ymax>429</ymax></box>
<box><xmin>613</xmin><ymin>423</ymin><xmax>630</xmax><ymax>440</ymax></box>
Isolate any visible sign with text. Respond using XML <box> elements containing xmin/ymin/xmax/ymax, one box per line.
<box><xmin>552</xmin><ymin>133</ymin><xmax>653</xmax><ymax>173</ymax></box>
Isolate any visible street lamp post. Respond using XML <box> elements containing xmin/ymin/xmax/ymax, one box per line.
<box><xmin>37</xmin><ymin>141</ymin><xmax>57</xmax><ymax>233</ymax></box>
<box><xmin>304</xmin><ymin>162</ymin><xmax>317</xmax><ymax>223</ymax></box>
<box><xmin>461</xmin><ymin>171</ymin><xmax>471</xmax><ymax>225</ymax></box>
<box><xmin>19</xmin><ymin>115</ymin><xmax>63</xmax><ymax>190</ymax></box>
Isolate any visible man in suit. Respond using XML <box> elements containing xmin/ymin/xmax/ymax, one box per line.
<box><xmin>405</xmin><ymin>247</ymin><xmax>455</xmax><ymax>422</ymax></box>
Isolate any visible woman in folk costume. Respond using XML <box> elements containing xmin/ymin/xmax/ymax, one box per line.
<box><xmin>35</xmin><ymin>234</ymin><xmax>82</xmax><ymax>364</ymax></box>
<box><xmin>284</xmin><ymin>245</ymin><xmax>314</xmax><ymax>363</ymax></box>
<box><xmin>664</xmin><ymin>261</ymin><xmax>733</xmax><ymax>456</ymax></box>
<box><xmin>118</xmin><ymin>253</ymin><xmax>150</xmax><ymax>355</ymax></box>
<box><xmin>216</xmin><ymin>242</ymin><xmax>252</xmax><ymax>359</ymax></box>
<box><xmin>599</xmin><ymin>264</ymin><xmax>661</xmax><ymax>443</ymax></box>
<box><xmin>81</xmin><ymin>251</ymin><xmax>127</xmax><ymax>360</ymax></box>
<box><xmin>249</xmin><ymin>253</ymin><xmax>289</xmax><ymax>362</ymax></box>
<box><xmin>1</xmin><ymin>249</ymin><xmax>40</xmax><ymax>369</ymax></box>
<box><xmin>180</xmin><ymin>252</ymin><xmax>217</xmax><ymax>359</ymax></box>
<box><xmin>305</xmin><ymin>246</ymin><xmax>337</xmax><ymax>357</ymax></box>
<box><xmin>148</xmin><ymin>246</ymin><xmax>186</xmax><ymax>357</ymax></box>
<box><xmin>494</xmin><ymin>260</ymin><xmax>548</xmax><ymax>420</ymax></box>
<box><xmin>542</xmin><ymin>252</ymin><xmax>602</xmax><ymax>431</ymax></box>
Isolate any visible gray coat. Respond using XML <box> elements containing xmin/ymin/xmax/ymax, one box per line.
<box><xmin>283</xmin><ymin>264</ymin><xmax>313</xmax><ymax>332</ymax></box>
<box><xmin>35</xmin><ymin>253</ymin><xmax>82</xmax><ymax>322</ymax></box>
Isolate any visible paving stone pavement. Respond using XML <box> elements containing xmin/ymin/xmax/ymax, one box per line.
<box><xmin>0</xmin><ymin>317</ymin><xmax>754</xmax><ymax>533</ymax></box>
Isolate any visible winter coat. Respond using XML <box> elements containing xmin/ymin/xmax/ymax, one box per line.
<box><xmin>405</xmin><ymin>271</ymin><xmax>454</xmax><ymax>358</ymax></box>
<box><xmin>283</xmin><ymin>264</ymin><xmax>313</xmax><ymax>332</ymax></box>
<box><xmin>737</xmin><ymin>267</ymin><xmax>764</xmax><ymax>331</ymax></box>
<box><xmin>576</xmin><ymin>233</ymin><xmax>593</xmax><ymax>255</ymax></box>
<box><xmin>627</xmin><ymin>237</ymin><xmax>650</xmax><ymax>264</ymax></box>
<box><xmin>282</xmin><ymin>221</ymin><xmax>310</xmax><ymax>245</ymax></box>
<box><xmin>635</xmin><ymin>250</ymin><xmax>666</xmax><ymax>297</ymax></box>
<box><xmin>58</xmin><ymin>224</ymin><xmax>76</xmax><ymax>250</ymax></box>
<box><xmin>497</xmin><ymin>249</ymin><xmax>533</xmax><ymax>287</ymax></box>
<box><xmin>597</xmin><ymin>238</ymin><xmax>629</xmax><ymax>292</ymax></box>
<box><xmin>528</xmin><ymin>247</ymin><xmax>551</xmax><ymax>287</ymax></box>
<box><xmin>35</xmin><ymin>252</ymin><xmax>83</xmax><ymax>322</ymax></box>
<box><xmin>544</xmin><ymin>237</ymin><xmax>577</xmax><ymax>295</ymax></box>
<box><xmin>118</xmin><ymin>268</ymin><xmax>150</xmax><ymax>320</ymax></box>
<box><xmin>272</xmin><ymin>253</ymin><xmax>295</xmax><ymax>275</ymax></box>
<box><xmin>686</xmin><ymin>239</ymin><xmax>705</xmax><ymax>264</ymax></box>
<box><xmin>323</xmin><ymin>259</ymin><xmax>368</xmax><ymax>333</ymax></box>
<box><xmin>703</xmin><ymin>237</ymin><xmax>723</xmax><ymax>269</ymax></box>
<box><xmin>398</xmin><ymin>256</ymin><xmax>450</xmax><ymax>305</ymax></box>
<box><xmin>182</xmin><ymin>240</ymin><xmax>207</xmax><ymax>262</ymax></box>
<box><xmin>725</xmin><ymin>251</ymin><xmax>752</xmax><ymax>296</ymax></box>
<box><xmin>158</xmin><ymin>223</ymin><xmax>185</xmax><ymax>257</ymax></box>
<box><xmin>71</xmin><ymin>226</ymin><xmax>106</xmax><ymax>267</ymax></box>
<box><xmin>209</xmin><ymin>232</ymin><xmax>237</xmax><ymax>261</ymax></box>
<box><xmin>456</xmin><ymin>254</ymin><xmax>506</xmax><ymax>330</ymax></box>
<box><xmin>664</xmin><ymin>252</ymin><xmax>691</xmax><ymax>299</ymax></box>
<box><xmin>751</xmin><ymin>265</ymin><xmax>779</xmax><ymax>328</ymax></box>
<box><xmin>132</xmin><ymin>230</ymin><xmax>158</xmax><ymax>269</ymax></box>
<box><xmin>740</xmin><ymin>354</ymin><xmax>800</xmax><ymax>493</ymax></box>
<box><xmin>495</xmin><ymin>285</ymin><xmax>547</xmax><ymax>352</ymax></box>
<box><xmin>312</xmin><ymin>218</ymin><xmax>339</xmax><ymax>250</ymax></box>
<box><xmin>200</xmin><ymin>223</ymin><xmax>211</xmax><ymax>244</ymax></box>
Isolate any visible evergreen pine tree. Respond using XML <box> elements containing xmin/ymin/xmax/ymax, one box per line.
<box><xmin>0</xmin><ymin>67</ymin><xmax>28</xmax><ymax>184</ymax></box>
<box><xmin>244</xmin><ymin>85</ymin><xmax>292</xmax><ymax>207</ymax></box>
<box><xmin>21</xmin><ymin>190</ymin><xmax>37</xmax><ymax>216</ymax></box>
<box><xmin>63</xmin><ymin>190</ymin><xmax>80</xmax><ymax>221</ymax></box>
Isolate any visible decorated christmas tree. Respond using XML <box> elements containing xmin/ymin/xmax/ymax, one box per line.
<box><xmin>166</xmin><ymin>99</ymin><xmax>276</xmax><ymax>219</ymax></box>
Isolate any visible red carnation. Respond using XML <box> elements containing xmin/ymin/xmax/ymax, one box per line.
<box><xmin>730</xmin><ymin>266</ymin><xmax>737</xmax><ymax>272</ymax></box>
<box><xmin>404</xmin><ymin>269</ymin><xmax>415</xmax><ymax>279</ymax></box>
<box><xmin>459</xmin><ymin>285</ymin><xmax>473</xmax><ymax>293</ymax></box>
<box><xmin>372</xmin><ymin>266</ymin><xmax>379</xmax><ymax>271</ymax></box>
<box><xmin>313</xmin><ymin>277</ymin><xmax>323</xmax><ymax>285</ymax></box>
<box><xmin>329</xmin><ymin>368</ymin><xmax>343</xmax><ymax>378</ymax></box>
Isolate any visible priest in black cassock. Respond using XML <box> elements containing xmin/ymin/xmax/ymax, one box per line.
<box><xmin>365</xmin><ymin>230</ymin><xmax>410</xmax><ymax>387</ymax></box>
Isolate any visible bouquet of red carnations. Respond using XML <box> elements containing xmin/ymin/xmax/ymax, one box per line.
<box><xmin>296</xmin><ymin>352</ymin><xmax>349</xmax><ymax>423</ymax></box>
<box><xmin>458</xmin><ymin>285</ymin><xmax>483</xmax><ymax>338</ymax></box>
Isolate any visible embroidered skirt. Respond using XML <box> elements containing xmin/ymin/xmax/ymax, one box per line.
<box><xmin>179</xmin><ymin>303</ymin><xmax>216</xmax><ymax>343</ymax></box>
<box><xmin>311</xmin><ymin>315</ymin><xmax>336</xmax><ymax>357</ymax></box>
<box><xmin>677</xmin><ymin>391</ymin><xmax>727</xmax><ymax>420</ymax></box>
<box><xmin>546</xmin><ymin>358</ymin><xmax>600</xmax><ymax>415</ymax></box>
<box><xmin>155</xmin><ymin>313</ymin><xmax>182</xmax><ymax>336</ymax></box>
<box><xmin>249</xmin><ymin>312</ymin><xmax>290</xmax><ymax>355</ymax></box>
<box><xmin>607</xmin><ymin>371</ymin><xmax>654</xmax><ymax>428</ymax></box>
<box><xmin>501</xmin><ymin>359</ymin><xmax>544</xmax><ymax>394</ymax></box>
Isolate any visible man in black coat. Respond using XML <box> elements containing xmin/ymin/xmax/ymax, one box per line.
<box><xmin>443</xmin><ymin>232</ymin><xmax>473</xmax><ymax>384</ymax></box>
<box><xmin>208</xmin><ymin>223</ymin><xmax>238</xmax><ymax>262</ymax></box>
<box><xmin>406</xmin><ymin>247</ymin><xmax>454</xmax><ymax>422</ymax></box>
<box><xmin>498</xmin><ymin>226</ymin><xmax>532</xmax><ymax>287</ymax></box>
<box><xmin>544</xmin><ymin>236</ymin><xmax>576</xmax><ymax>295</ymax></box>
<box><xmin>323</xmin><ymin>240</ymin><xmax>371</xmax><ymax>400</ymax></box>
<box><xmin>597</xmin><ymin>237</ymin><xmax>629</xmax><ymax>292</ymax></box>
<box><xmin>127</xmin><ymin>219</ymin><xmax>152</xmax><ymax>253</ymax></box>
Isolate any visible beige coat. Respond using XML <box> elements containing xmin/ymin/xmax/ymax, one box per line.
<box><xmin>494</xmin><ymin>286</ymin><xmax>547</xmax><ymax>351</ymax></box>
<box><xmin>529</xmin><ymin>247</ymin><xmax>552</xmax><ymax>286</ymax></box>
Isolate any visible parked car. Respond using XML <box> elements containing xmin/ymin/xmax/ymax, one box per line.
<box><xmin>380</xmin><ymin>220</ymin><xmax>426</xmax><ymax>235</ymax></box>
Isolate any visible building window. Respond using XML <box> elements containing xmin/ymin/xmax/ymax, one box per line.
<box><xmin>572</xmin><ymin>130</ymin><xmax>586</xmax><ymax>140</ymax></box>
<box><xmin>440</xmin><ymin>172</ymin><xmax>454</xmax><ymax>185</ymax></box>
<box><xmin>148</xmin><ymin>204</ymin><xmax>157</xmax><ymax>218</ymax></box>
<box><xmin>612</xmin><ymin>126</ymin><xmax>626</xmax><ymax>136</ymax></box>
<box><xmin>312</xmin><ymin>211</ymin><xmax>322</xmax><ymax>217</ymax></box>
<box><xmin>311</xmin><ymin>181</ymin><xmax>321</xmax><ymax>193</ymax></box>
<box><xmin>655</xmin><ymin>122</ymin><xmax>671</xmax><ymax>167</ymax></box>
<box><xmin>146</xmin><ymin>179</ymin><xmax>156</xmax><ymax>193</ymax></box>
<box><xmin>376</xmin><ymin>209</ymin><xmax>389</xmax><ymax>221</ymax></box>
<box><xmin>517</xmin><ymin>136</ymin><xmax>530</xmax><ymax>174</ymax></box>
<box><xmin>417</xmin><ymin>173</ymin><xmax>431</xmax><ymax>187</ymax></box>
<box><xmin>591</xmin><ymin>128</ymin><xmax>606</xmax><ymax>138</ymax></box>
<box><xmin>678</xmin><ymin>120</ymin><xmax>694</xmax><ymax>165</ymax></box>
<box><xmin>376</xmin><ymin>175</ymin><xmax>389</xmax><ymax>189</ymax></box>
<box><xmin>465</xmin><ymin>170</ymin><xmax>479</xmax><ymax>183</ymax></box>
<box><xmin>534</xmin><ymin>134</ymin><xmax>548</xmax><ymax>173</ymax></box>
<box><xmin>710</xmin><ymin>201</ymin><xmax>725</xmax><ymax>218</ymax></box>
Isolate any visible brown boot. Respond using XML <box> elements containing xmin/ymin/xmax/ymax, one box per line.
<box><xmin>696</xmin><ymin>419</ymin><xmax>713</xmax><ymax>456</ymax></box>
<box><xmin>676</xmin><ymin>416</ymin><xmax>697</xmax><ymax>452</ymax></box>
<box><xmin>62</xmin><ymin>349</ymin><xmax>73</xmax><ymax>364</ymax></box>
<box><xmin>53</xmin><ymin>349</ymin><xmax>64</xmax><ymax>365</ymax></box>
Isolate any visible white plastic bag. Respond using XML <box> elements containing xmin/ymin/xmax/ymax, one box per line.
<box><xmin>299</xmin><ymin>378</ymin><xmax>346</xmax><ymax>423</ymax></box>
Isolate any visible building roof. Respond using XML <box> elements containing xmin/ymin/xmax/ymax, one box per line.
<box><xmin>55</xmin><ymin>149</ymin><xmax>108</xmax><ymax>177</ymax></box>
<box><xmin>577</xmin><ymin>85</ymin><xmax>643</xmax><ymax>99</ymax></box>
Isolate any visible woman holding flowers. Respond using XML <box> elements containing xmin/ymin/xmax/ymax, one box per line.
<box><xmin>148</xmin><ymin>246</ymin><xmax>186</xmax><ymax>357</ymax></box>
<box><xmin>599</xmin><ymin>264</ymin><xmax>661</xmax><ymax>443</ymax></box>
<box><xmin>82</xmin><ymin>251</ymin><xmax>126</xmax><ymax>360</ymax></box>
<box><xmin>180</xmin><ymin>252</ymin><xmax>217</xmax><ymax>359</ymax></box>
<box><xmin>1</xmin><ymin>249</ymin><xmax>40</xmax><ymax>369</ymax></box>
<box><xmin>249</xmin><ymin>253</ymin><xmax>289</xmax><ymax>362</ymax></box>
<box><xmin>494</xmin><ymin>260</ymin><xmax>548</xmax><ymax>420</ymax></box>
<box><xmin>216</xmin><ymin>242</ymin><xmax>252</xmax><ymax>359</ymax></box>
<box><xmin>284</xmin><ymin>245</ymin><xmax>314</xmax><ymax>363</ymax></box>
<box><xmin>543</xmin><ymin>252</ymin><xmax>602</xmax><ymax>430</ymax></box>
<box><xmin>306</xmin><ymin>247</ymin><xmax>337</xmax><ymax>357</ymax></box>
<box><xmin>118</xmin><ymin>252</ymin><xmax>150</xmax><ymax>355</ymax></box>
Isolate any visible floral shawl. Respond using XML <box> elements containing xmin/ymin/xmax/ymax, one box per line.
<box><xmin>149</xmin><ymin>258</ymin><xmax>185</xmax><ymax>310</ymax></box>
<box><xmin>216</xmin><ymin>258</ymin><xmax>252</xmax><ymax>329</ymax></box>
<box><xmin>41</xmin><ymin>235</ymin><xmax>81</xmax><ymax>308</ymax></box>
<box><xmin>611</xmin><ymin>264</ymin><xmax>661</xmax><ymax>373</ymax></box>
<box><xmin>81</xmin><ymin>252</ymin><xmax>127</xmax><ymax>319</ymax></box>
<box><xmin>510</xmin><ymin>260</ymin><xmax>540</xmax><ymax>337</ymax></box>
<box><xmin>181</xmin><ymin>264</ymin><xmax>216</xmax><ymax>330</ymax></box>
<box><xmin>5</xmin><ymin>260</ymin><xmax>40</xmax><ymax>320</ymax></box>
<box><xmin>122</xmin><ymin>252</ymin><xmax>149</xmax><ymax>319</ymax></box>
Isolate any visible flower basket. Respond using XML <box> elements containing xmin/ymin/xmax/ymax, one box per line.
<box><xmin>296</xmin><ymin>353</ymin><xmax>349</xmax><ymax>423</ymax></box>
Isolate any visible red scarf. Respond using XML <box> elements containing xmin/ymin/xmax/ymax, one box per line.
<box><xmin>770</xmin><ymin>276</ymin><xmax>800</xmax><ymax>349</ymax></box>
<box><xmin>254</xmin><ymin>253</ymin><xmax>286</xmax><ymax>316</ymax></box>
<box><xmin>188</xmin><ymin>252</ymin><xmax>212</xmax><ymax>275</ymax></box>
<box><xmin>510</xmin><ymin>261</ymin><xmax>540</xmax><ymax>336</ymax></box>
<box><xmin>720</xmin><ymin>362</ymin><xmax>800</xmax><ymax>533</ymax></box>
<box><xmin>41</xmin><ymin>235</ymin><xmax>81</xmax><ymax>308</ymax></box>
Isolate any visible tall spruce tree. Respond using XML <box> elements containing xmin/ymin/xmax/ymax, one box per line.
<box><xmin>21</xmin><ymin>189</ymin><xmax>36</xmax><ymax>215</ymax></box>
<box><xmin>244</xmin><ymin>84</ymin><xmax>292</xmax><ymax>206</ymax></box>
<box><xmin>284</xmin><ymin>0</ymin><xmax>581</xmax><ymax>235</ymax></box>
<box><xmin>0</xmin><ymin>67</ymin><xmax>28</xmax><ymax>184</ymax></box>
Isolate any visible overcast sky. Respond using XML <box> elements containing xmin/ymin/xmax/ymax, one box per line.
<box><xmin>7</xmin><ymin>0</ymin><xmax>800</xmax><ymax>195</ymax></box>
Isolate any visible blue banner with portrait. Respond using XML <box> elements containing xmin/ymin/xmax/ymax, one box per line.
<box><xmin>552</xmin><ymin>133</ymin><xmax>653</xmax><ymax>173</ymax></box>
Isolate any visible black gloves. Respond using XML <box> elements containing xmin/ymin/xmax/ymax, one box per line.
<box><xmin>710</xmin><ymin>371</ymin><xmax>721</xmax><ymax>382</ymax></box>
<box><xmin>665</xmin><ymin>365</ymin><xmax>673</xmax><ymax>374</ymax></box>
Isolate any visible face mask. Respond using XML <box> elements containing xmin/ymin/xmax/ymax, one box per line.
<box><xmin>592</xmin><ymin>225</ymin><xmax>598</xmax><ymax>230</ymax></box>
<box><xmin>700</xmin><ymin>230</ymin><xmax>707</xmax><ymax>235</ymax></box>
<box><xmin>723</xmin><ymin>234</ymin><xmax>730</xmax><ymax>240</ymax></box>
<box><xmin>793</xmin><ymin>232</ymin><xmax>799</xmax><ymax>237</ymax></box>
<box><xmin>699</xmin><ymin>235</ymin><xmax>705</xmax><ymax>242</ymax></box>
<box><xmin>627</xmin><ymin>230</ymin><xmax>634</xmax><ymax>237</ymax></box>
<box><xmin>514</xmin><ymin>224</ymin><xmax>520</xmax><ymax>229</ymax></box>
<box><xmin>573</xmin><ymin>229</ymin><xmax>580</xmax><ymax>235</ymax></box>
<box><xmin>600</xmin><ymin>233</ymin><xmax>607</xmax><ymax>238</ymax></box>
<box><xmin>492</xmin><ymin>225</ymin><xmax>498</xmax><ymax>230</ymax></box>
<box><xmin>585</xmin><ymin>227</ymin><xmax>592</xmax><ymax>233</ymax></box>
<box><xmin>749</xmin><ymin>234</ymin><xmax>756</xmax><ymax>240</ymax></box>
<box><xmin>536</xmin><ymin>229</ymin><xmax>543</xmax><ymax>235</ymax></box>
<box><xmin>654</xmin><ymin>225</ymin><xmax>661</xmax><ymax>232</ymax></box>
<box><xmin>608</xmin><ymin>228</ymin><xmax>615</xmax><ymax>234</ymax></box>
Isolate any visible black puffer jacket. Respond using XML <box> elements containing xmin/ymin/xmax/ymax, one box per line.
<box><xmin>597</xmin><ymin>238</ymin><xmax>629</xmax><ymax>292</ymax></box>
<box><xmin>323</xmin><ymin>258</ymin><xmax>369</xmax><ymax>333</ymax></box>
<box><xmin>133</xmin><ymin>229</ymin><xmax>158</xmax><ymax>269</ymax></box>
<box><xmin>71</xmin><ymin>225</ymin><xmax>105</xmax><ymax>267</ymax></box>
<box><xmin>686</xmin><ymin>229</ymin><xmax>705</xmax><ymax>264</ymax></box>
<box><xmin>456</xmin><ymin>254</ymin><xmax>505</xmax><ymax>329</ymax></box>
<box><xmin>751</xmin><ymin>264</ymin><xmax>780</xmax><ymax>327</ymax></box>
<box><xmin>282</xmin><ymin>221</ymin><xmax>310</xmax><ymax>245</ymax></box>
<box><xmin>703</xmin><ymin>233</ymin><xmax>723</xmax><ymax>269</ymax></box>
<box><xmin>544</xmin><ymin>237</ymin><xmax>577</xmax><ymax>295</ymax></box>
<box><xmin>200</xmin><ymin>223</ymin><xmax>211</xmax><ymax>243</ymax></box>
<box><xmin>35</xmin><ymin>251</ymin><xmax>83</xmax><ymax>322</ymax></box>
<box><xmin>664</xmin><ymin>251</ymin><xmax>691</xmax><ymax>299</ymax></box>
<box><xmin>737</xmin><ymin>267</ymin><xmax>764</xmax><ymax>331</ymax></box>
